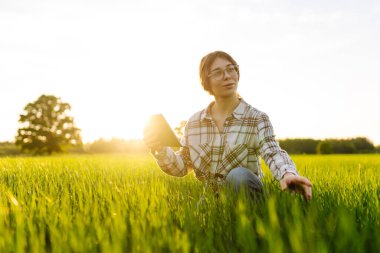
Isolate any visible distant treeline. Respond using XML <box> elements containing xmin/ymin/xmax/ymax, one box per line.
<box><xmin>83</xmin><ymin>138</ymin><xmax>147</xmax><ymax>154</ymax></box>
<box><xmin>0</xmin><ymin>137</ymin><xmax>379</xmax><ymax>156</ymax></box>
<box><xmin>279</xmin><ymin>137</ymin><xmax>379</xmax><ymax>154</ymax></box>
<box><xmin>0</xmin><ymin>142</ymin><xmax>21</xmax><ymax>156</ymax></box>
<box><xmin>0</xmin><ymin>138</ymin><xmax>148</xmax><ymax>156</ymax></box>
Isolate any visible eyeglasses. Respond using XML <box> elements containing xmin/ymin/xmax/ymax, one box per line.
<box><xmin>208</xmin><ymin>64</ymin><xmax>239</xmax><ymax>81</ymax></box>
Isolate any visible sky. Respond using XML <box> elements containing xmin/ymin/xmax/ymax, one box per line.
<box><xmin>1</xmin><ymin>0</ymin><xmax>379</xmax><ymax>145</ymax></box>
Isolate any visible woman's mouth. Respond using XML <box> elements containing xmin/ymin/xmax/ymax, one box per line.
<box><xmin>223</xmin><ymin>83</ymin><xmax>235</xmax><ymax>88</ymax></box>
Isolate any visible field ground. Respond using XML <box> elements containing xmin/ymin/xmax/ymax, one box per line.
<box><xmin>0</xmin><ymin>154</ymin><xmax>379</xmax><ymax>252</ymax></box>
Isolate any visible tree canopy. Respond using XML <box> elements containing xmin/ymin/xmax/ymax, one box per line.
<box><xmin>279</xmin><ymin>138</ymin><xmax>320</xmax><ymax>154</ymax></box>
<box><xmin>280</xmin><ymin>137</ymin><xmax>375</xmax><ymax>154</ymax></box>
<box><xmin>15</xmin><ymin>95</ymin><xmax>82</xmax><ymax>155</ymax></box>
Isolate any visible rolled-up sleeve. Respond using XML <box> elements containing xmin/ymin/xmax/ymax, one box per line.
<box><xmin>256</xmin><ymin>113</ymin><xmax>298</xmax><ymax>181</ymax></box>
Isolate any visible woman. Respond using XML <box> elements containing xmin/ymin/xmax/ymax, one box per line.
<box><xmin>144</xmin><ymin>51</ymin><xmax>312</xmax><ymax>201</ymax></box>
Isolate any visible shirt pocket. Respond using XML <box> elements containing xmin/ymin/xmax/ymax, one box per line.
<box><xmin>189</xmin><ymin>142</ymin><xmax>211</xmax><ymax>180</ymax></box>
<box><xmin>217</xmin><ymin>143</ymin><xmax>248</xmax><ymax>176</ymax></box>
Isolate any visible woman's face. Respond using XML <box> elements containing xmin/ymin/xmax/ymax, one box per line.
<box><xmin>208</xmin><ymin>57</ymin><xmax>239</xmax><ymax>98</ymax></box>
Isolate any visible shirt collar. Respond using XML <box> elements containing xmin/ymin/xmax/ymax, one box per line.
<box><xmin>200</xmin><ymin>98</ymin><xmax>247</xmax><ymax>121</ymax></box>
<box><xmin>232</xmin><ymin>98</ymin><xmax>246</xmax><ymax>120</ymax></box>
<box><xmin>200</xmin><ymin>102</ymin><xmax>213</xmax><ymax>121</ymax></box>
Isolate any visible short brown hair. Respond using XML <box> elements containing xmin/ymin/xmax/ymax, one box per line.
<box><xmin>199</xmin><ymin>51</ymin><xmax>239</xmax><ymax>95</ymax></box>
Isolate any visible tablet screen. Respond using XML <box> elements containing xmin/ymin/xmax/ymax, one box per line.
<box><xmin>146</xmin><ymin>114</ymin><xmax>182</xmax><ymax>147</ymax></box>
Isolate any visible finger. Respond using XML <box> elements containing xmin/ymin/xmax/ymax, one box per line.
<box><xmin>281</xmin><ymin>175</ymin><xmax>313</xmax><ymax>201</ymax></box>
<box><xmin>293</xmin><ymin>183</ymin><xmax>312</xmax><ymax>201</ymax></box>
<box><xmin>303</xmin><ymin>185</ymin><xmax>312</xmax><ymax>201</ymax></box>
<box><xmin>280</xmin><ymin>175</ymin><xmax>298</xmax><ymax>190</ymax></box>
<box><xmin>291</xmin><ymin>176</ymin><xmax>313</xmax><ymax>187</ymax></box>
<box><xmin>288</xmin><ymin>183</ymin><xmax>305</xmax><ymax>193</ymax></box>
<box><xmin>288</xmin><ymin>183</ymin><xmax>312</xmax><ymax>202</ymax></box>
<box><xmin>280</xmin><ymin>179</ymin><xmax>288</xmax><ymax>190</ymax></box>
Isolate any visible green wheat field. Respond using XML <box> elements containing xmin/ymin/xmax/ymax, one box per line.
<box><xmin>0</xmin><ymin>154</ymin><xmax>379</xmax><ymax>253</ymax></box>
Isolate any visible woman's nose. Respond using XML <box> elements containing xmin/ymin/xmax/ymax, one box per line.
<box><xmin>223</xmin><ymin>70</ymin><xmax>232</xmax><ymax>80</ymax></box>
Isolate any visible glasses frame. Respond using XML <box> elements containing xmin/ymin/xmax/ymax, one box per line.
<box><xmin>207</xmin><ymin>64</ymin><xmax>239</xmax><ymax>81</ymax></box>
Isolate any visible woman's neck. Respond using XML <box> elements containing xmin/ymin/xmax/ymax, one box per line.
<box><xmin>212</xmin><ymin>94</ymin><xmax>240</xmax><ymax>116</ymax></box>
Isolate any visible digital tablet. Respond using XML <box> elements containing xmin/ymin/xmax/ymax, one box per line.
<box><xmin>145</xmin><ymin>114</ymin><xmax>182</xmax><ymax>147</ymax></box>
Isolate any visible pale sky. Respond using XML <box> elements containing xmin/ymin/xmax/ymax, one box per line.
<box><xmin>1</xmin><ymin>0</ymin><xmax>379</xmax><ymax>145</ymax></box>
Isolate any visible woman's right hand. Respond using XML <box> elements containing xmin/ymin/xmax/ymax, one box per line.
<box><xmin>143</xmin><ymin>127</ymin><xmax>164</xmax><ymax>154</ymax></box>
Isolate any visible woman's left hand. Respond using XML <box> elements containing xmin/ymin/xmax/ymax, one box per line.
<box><xmin>280</xmin><ymin>173</ymin><xmax>312</xmax><ymax>201</ymax></box>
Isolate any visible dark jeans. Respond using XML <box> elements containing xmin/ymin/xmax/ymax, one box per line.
<box><xmin>226</xmin><ymin>167</ymin><xmax>264</xmax><ymax>200</ymax></box>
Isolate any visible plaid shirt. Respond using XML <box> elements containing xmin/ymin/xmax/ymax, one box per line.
<box><xmin>153</xmin><ymin>99</ymin><xmax>298</xmax><ymax>182</ymax></box>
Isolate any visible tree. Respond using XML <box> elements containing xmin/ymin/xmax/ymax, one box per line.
<box><xmin>15</xmin><ymin>95</ymin><xmax>82</xmax><ymax>155</ymax></box>
<box><xmin>351</xmin><ymin>137</ymin><xmax>375</xmax><ymax>153</ymax></box>
<box><xmin>279</xmin><ymin>138</ymin><xmax>320</xmax><ymax>154</ymax></box>
<box><xmin>317</xmin><ymin>140</ymin><xmax>333</xmax><ymax>154</ymax></box>
<box><xmin>333</xmin><ymin>139</ymin><xmax>356</xmax><ymax>154</ymax></box>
